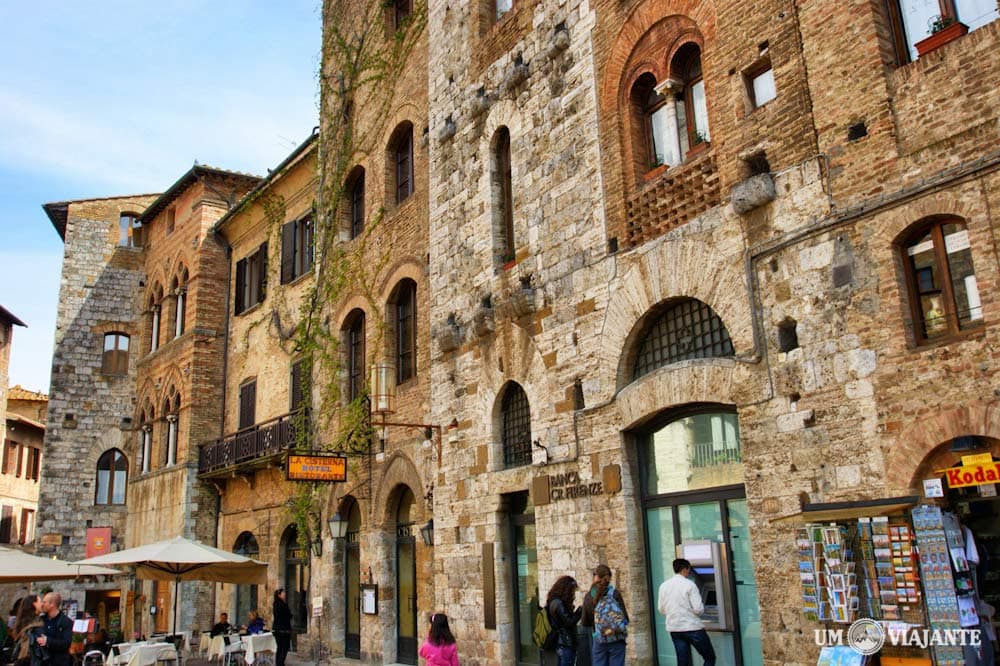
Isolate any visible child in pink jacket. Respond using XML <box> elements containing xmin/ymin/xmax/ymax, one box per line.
<box><xmin>418</xmin><ymin>613</ymin><xmax>459</xmax><ymax>666</ymax></box>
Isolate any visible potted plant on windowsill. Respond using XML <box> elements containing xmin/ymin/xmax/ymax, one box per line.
<box><xmin>686</xmin><ymin>131</ymin><xmax>710</xmax><ymax>159</ymax></box>
<box><xmin>643</xmin><ymin>157</ymin><xmax>667</xmax><ymax>181</ymax></box>
<box><xmin>915</xmin><ymin>15</ymin><xmax>969</xmax><ymax>57</ymax></box>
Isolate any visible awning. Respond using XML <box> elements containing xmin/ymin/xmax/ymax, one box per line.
<box><xmin>770</xmin><ymin>495</ymin><xmax>920</xmax><ymax>525</ymax></box>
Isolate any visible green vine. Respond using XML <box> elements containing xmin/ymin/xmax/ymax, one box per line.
<box><xmin>277</xmin><ymin>0</ymin><xmax>428</xmax><ymax>553</ymax></box>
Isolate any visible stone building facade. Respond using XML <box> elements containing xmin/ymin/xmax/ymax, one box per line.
<box><xmin>38</xmin><ymin>195</ymin><xmax>158</xmax><ymax>625</ymax></box>
<box><xmin>415</xmin><ymin>0</ymin><xmax>1000</xmax><ymax>664</ymax></box>
<box><xmin>0</xmin><ymin>305</ymin><xmax>27</xmax><ymax>464</ymax></box>
<box><xmin>2</xmin><ymin>386</ymin><xmax>47</xmax><ymax>547</ymax></box>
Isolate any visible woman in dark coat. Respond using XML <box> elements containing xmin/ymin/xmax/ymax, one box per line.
<box><xmin>546</xmin><ymin>576</ymin><xmax>582</xmax><ymax>666</ymax></box>
<box><xmin>272</xmin><ymin>589</ymin><xmax>293</xmax><ymax>666</ymax></box>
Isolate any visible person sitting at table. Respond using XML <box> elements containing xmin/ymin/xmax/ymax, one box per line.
<box><xmin>209</xmin><ymin>613</ymin><xmax>232</xmax><ymax>637</ymax></box>
<box><xmin>245</xmin><ymin>611</ymin><xmax>264</xmax><ymax>635</ymax></box>
<box><xmin>85</xmin><ymin>628</ymin><xmax>111</xmax><ymax>654</ymax></box>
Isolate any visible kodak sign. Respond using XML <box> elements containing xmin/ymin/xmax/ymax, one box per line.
<box><xmin>938</xmin><ymin>461</ymin><xmax>1000</xmax><ymax>488</ymax></box>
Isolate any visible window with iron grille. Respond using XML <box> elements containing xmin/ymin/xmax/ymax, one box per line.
<box><xmin>633</xmin><ymin>298</ymin><xmax>734</xmax><ymax>379</ymax></box>
<box><xmin>501</xmin><ymin>383</ymin><xmax>532</xmax><ymax>468</ymax></box>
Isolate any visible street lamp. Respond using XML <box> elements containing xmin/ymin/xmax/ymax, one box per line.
<box><xmin>328</xmin><ymin>511</ymin><xmax>349</xmax><ymax>540</ymax></box>
<box><xmin>419</xmin><ymin>520</ymin><xmax>435</xmax><ymax>547</ymax></box>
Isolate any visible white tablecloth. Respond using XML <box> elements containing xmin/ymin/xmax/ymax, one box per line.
<box><xmin>199</xmin><ymin>634</ymin><xmax>212</xmax><ymax>656</ymax></box>
<box><xmin>108</xmin><ymin>643</ymin><xmax>178</xmax><ymax>666</ymax></box>
<box><xmin>242</xmin><ymin>633</ymin><xmax>276</xmax><ymax>666</ymax></box>
<box><xmin>208</xmin><ymin>635</ymin><xmax>247</xmax><ymax>662</ymax></box>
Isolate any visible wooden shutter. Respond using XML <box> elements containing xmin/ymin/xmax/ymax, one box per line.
<box><xmin>235</xmin><ymin>258</ymin><xmax>247</xmax><ymax>314</ymax></box>
<box><xmin>30</xmin><ymin>448</ymin><xmax>40</xmax><ymax>480</ymax></box>
<box><xmin>290</xmin><ymin>361</ymin><xmax>303</xmax><ymax>412</ymax></box>
<box><xmin>0</xmin><ymin>506</ymin><xmax>11</xmax><ymax>543</ymax></box>
<box><xmin>14</xmin><ymin>445</ymin><xmax>22</xmax><ymax>478</ymax></box>
<box><xmin>258</xmin><ymin>242</ymin><xmax>268</xmax><ymax>301</ymax></box>
<box><xmin>1</xmin><ymin>441</ymin><xmax>8</xmax><ymax>475</ymax></box>
<box><xmin>281</xmin><ymin>222</ymin><xmax>295</xmax><ymax>284</ymax></box>
<box><xmin>19</xmin><ymin>509</ymin><xmax>32</xmax><ymax>545</ymax></box>
<box><xmin>239</xmin><ymin>381</ymin><xmax>257</xmax><ymax>429</ymax></box>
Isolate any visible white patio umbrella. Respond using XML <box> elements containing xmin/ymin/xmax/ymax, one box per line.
<box><xmin>0</xmin><ymin>545</ymin><xmax>121</xmax><ymax>583</ymax></box>
<box><xmin>74</xmin><ymin>536</ymin><xmax>267</xmax><ymax>635</ymax></box>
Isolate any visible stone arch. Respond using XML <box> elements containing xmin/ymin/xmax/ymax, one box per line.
<box><xmin>883</xmin><ymin>400</ymin><xmax>1000</xmax><ymax>491</ymax></box>
<box><xmin>595</xmin><ymin>234</ymin><xmax>751</xmax><ymax>403</ymax></box>
<box><xmin>90</xmin><ymin>428</ymin><xmax>128</xmax><ymax>468</ymax></box>
<box><xmin>155</xmin><ymin>365</ymin><xmax>187</xmax><ymax>409</ymax></box>
<box><xmin>474</xmin><ymin>322</ymin><xmax>556</xmax><ymax>469</ymax></box>
<box><xmin>372</xmin><ymin>451</ymin><xmax>428</xmax><ymax>528</ymax></box>
<box><xmin>376</xmin><ymin>258</ymin><xmax>425</xmax><ymax>306</ymax></box>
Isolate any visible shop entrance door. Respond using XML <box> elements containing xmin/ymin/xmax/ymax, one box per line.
<box><xmin>396</xmin><ymin>488</ymin><xmax>417</xmax><ymax>665</ymax></box>
<box><xmin>344</xmin><ymin>500</ymin><xmax>361</xmax><ymax>660</ymax></box>
<box><xmin>507</xmin><ymin>491</ymin><xmax>539</xmax><ymax>666</ymax></box>
<box><xmin>645</xmin><ymin>490</ymin><xmax>763</xmax><ymax>666</ymax></box>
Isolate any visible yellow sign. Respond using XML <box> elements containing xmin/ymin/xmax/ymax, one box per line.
<box><xmin>287</xmin><ymin>454</ymin><xmax>347</xmax><ymax>482</ymax></box>
<box><xmin>39</xmin><ymin>533</ymin><xmax>64</xmax><ymax>546</ymax></box>
<box><xmin>961</xmin><ymin>452</ymin><xmax>993</xmax><ymax>466</ymax></box>
<box><xmin>938</xmin><ymin>461</ymin><xmax>1000</xmax><ymax>488</ymax></box>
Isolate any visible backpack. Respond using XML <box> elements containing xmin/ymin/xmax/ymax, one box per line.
<box><xmin>532</xmin><ymin>606</ymin><xmax>557</xmax><ymax>650</ymax></box>
<box><xmin>593</xmin><ymin>584</ymin><xmax>628</xmax><ymax>643</ymax></box>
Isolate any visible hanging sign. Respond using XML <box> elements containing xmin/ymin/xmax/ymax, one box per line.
<box><xmin>86</xmin><ymin>526</ymin><xmax>112</xmax><ymax>558</ymax></box>
<box><xmin>937</xmin><ymin>459</ymin><xmax>1000</xmax><ymax>488</ymax></box>
<box><xmin>922</xmin><ymin>478</ymin><xmax>944</xmax><ymax>498</ymax></box>
<box><xmin>286</xmin><ymin>454</ymin><xmax>347</xmax><ymax>482</ymax></box>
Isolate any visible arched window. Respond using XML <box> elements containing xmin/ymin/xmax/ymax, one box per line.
<box><xmin>493</xmin><ymin>127</ymin><xmax>515</xmax><ymax>264</ymax></box>
<box><xmin>347</xmin><ymin>168</ymin><xmax>365</xmax><ymax>239</ymax></box>
<box><xmin>233</xmin><ymin>532</ymin><xmax>260</xmax><ymax>627</ymax></box>
<box><xmin>390</xmin><ymin>124</ymin><xmax>414</xmax><ymax>204</ymax></box>
<box><xmin>391</xmin><ymin>280</ymin><xmax>417</xmax><ymax>384</ymax></box>
<box><xmin>95</xmin><ymin>449</ymin><xmax>128</xmax><ymax>505</ymax></box>
<box><xmin>633</xmin><ymin>298</ymin><xmax>733</xmax><ymax>380</ymax></box>
<box><xmin>148</xmin><ymin>285</ymin><xmax>164</xmax><ymax>353</ymax></box>
<box><xmin>139</xmin><ymin>404</ymin><xmax>154</xmax><ymax>474</ymax></box>
<box><xmin>162</xmin><ymin>389</ymin><xmax>180</xmax><ymax>467</ymax></box>
<box><xmin>670</xmin><ymin>43</ymin><xmax>710</xmax><ymax>152</ymax></box>
<box><xmin>102</xmin><ymin>332</ymin><xmax>130</xmax><ymax>375</ymax></box>
<box><xmin>629</xmin><ymin>43</ymin><xmax>711</xmax><ymax>172</ymax></box>
<box><xmin>500</xmin><ymin>383</ymin><xmax>532</xmax><ymax>468</ymax></box>
<box><xmin>172</xmin><ymin>267</ymin><xmax>188</xmax><ymax>338</ymax></box>
<box><xmin>901</xmin><ymin>218</ymin><xmax>982</xmax><ymax>342</ymax></box>
<box><xmin>344</xmin><ymin>310</ymin><xmax>366</xmax><ymax>402</ymax></box>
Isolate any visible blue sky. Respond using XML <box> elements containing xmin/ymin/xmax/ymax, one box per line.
<box><xmin>0</xmin><ymin>1</ymin><xmax>320</xmax><ymax>393</ymax></box>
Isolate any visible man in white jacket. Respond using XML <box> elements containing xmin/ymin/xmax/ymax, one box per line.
<box><xmin>657</xmin><ymin>559</ymin><xmax>716</xmax><ymax>666</ymax></box>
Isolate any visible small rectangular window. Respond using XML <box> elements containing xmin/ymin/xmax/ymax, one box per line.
<box><xmin>749</xmin><ymin>67</ymin><xmax>776</xmax><ymax>108</ymax></box>
<box><xmin>102</xmin><ymin>332</ymin><xmax>130</xmax><ymax>375</ymax></box>
<box><xmin>496</xmin><ymin>0</ymin><xmax>513</xmax><ymax>20</ymax></box>
<box><xmin>119</xmin><ymin>213</ymin><xmax>141</xmax><ymax>247</ymax></box>
<box><xmin>290</xmin><ymin>359</ymin><xmax>311</xmax><ymax>413</ymax></box>
<box><xmin>165</xmin><ymin>208</ymin><xmax>176</xmax><ymax>235</ymax></box>
<box><xmin>394</xmin><ymin>0</ymin><xmax>412</xmax><ymax>29</ymax></box>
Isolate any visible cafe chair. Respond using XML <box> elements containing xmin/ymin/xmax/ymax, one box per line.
<box><xmin>83</xmin><ymin>650</ymin><xmax>106</xmax><ymax>666</ymax></box>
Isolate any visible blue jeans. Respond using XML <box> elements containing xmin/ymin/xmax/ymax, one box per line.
<box><xmin>557</xmin><ymin>646</ymin><xmax>576</xmax><ymax>666</ymax></box>
<box><xmin>591</xmin><ymin>638</ymin><xmax>625</xmax><ymax>666</ymax></box>
<box><xmin>670</xmin><ymin>629</ymin><xmax>716</xmax><ymax>666</ymax></box>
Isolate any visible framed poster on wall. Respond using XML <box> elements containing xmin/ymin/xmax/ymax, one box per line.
<box><xmin>361</xmin><ymin>584</ymin><xmax>378</xmax><ymax>615</ymax></box>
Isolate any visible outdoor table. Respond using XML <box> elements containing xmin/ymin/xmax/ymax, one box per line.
<box><xmin>108</xmin><ymin>642</ymin><xmax>147</xmax><ymax>666</ymax></box>
<box><xmin>108</xmin><ymin>643</ymin><xmax>177</xmax><ymax>666</ymax></box>
<box><xmin>209</xmin><ymin>635</ymin><xmax>243</xmax><ymax>663</ymax></box>
<box><xmin>198</xmin><ymin>634</ymin><xmax>212</xmax><ymax>657</ymax></box>
<box><xmin>241</xmin><ymin>633</ymin><xmax>276</xmax><ymax>666</ymax></box>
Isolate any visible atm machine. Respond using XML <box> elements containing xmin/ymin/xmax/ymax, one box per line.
<box><xmin>676</xmin><ymin>540</ymin><xmax>734</xmax><ymax>631</ymax></box>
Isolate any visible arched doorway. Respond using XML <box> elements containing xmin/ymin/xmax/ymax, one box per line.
<box><xmin>233</xmin><ymin>532</ymin><xmax>260</xmax><ymax>627</ymax></box>
<box><xmin>281</xmin><ymin>525</ymin><xmax>310</xmax><ymax>636</ymax></box>
<box><xmin>343</xmin><ymin>499</ymin><xmax>362</xmax><ymax>660</ymax></box>
<box><xmin>395</xmin><ymin>488</ymin><xmax>417</xmax><ymax>665</ymax></box>
<box><xmin>636</xmin><ymin>405</ymin><xmax>763</xmax><ymax>666</ymax></box>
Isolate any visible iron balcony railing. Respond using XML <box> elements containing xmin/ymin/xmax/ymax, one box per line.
<box><xmin>689</xmin><ymin>438</ymin><xmax>742</xmax><ymax>468</ymax></box>
<box><xmin>198</xmin><ymin>408</ymin><xmax>309</xmax><ymax>474</ymax></box>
